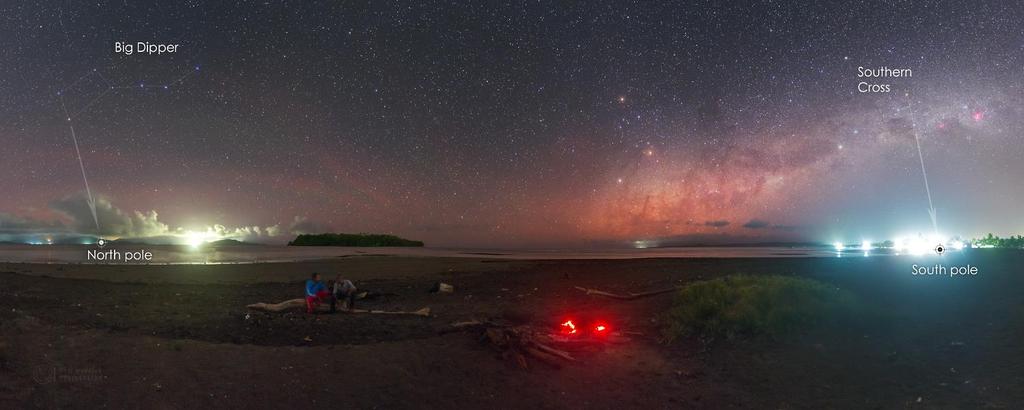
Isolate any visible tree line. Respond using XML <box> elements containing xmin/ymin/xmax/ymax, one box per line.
<box><xmin>288</xmin><ymin>233</ymin><xmax>424</xmax><ymax>247</ymax></box>
<box><xmin>971</xmin><ymin>233</ymin><xmax>1024</xmax><ymax>249</ymax></box>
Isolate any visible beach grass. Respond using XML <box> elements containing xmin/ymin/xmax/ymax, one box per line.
<box><xmin>664</xmin><ymin>274</ymin><xmax>860</xmax><ymax>342</ymax></box>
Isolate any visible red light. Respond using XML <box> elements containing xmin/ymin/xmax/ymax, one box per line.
<box><xmin>560</xmin><ymin>320</ymin><xmax>577</xmax><ymax>335</ymax></box>
<box><xmin>593</xmin><ymin>322</ymin><xmax>610</xmax><ymax>336</ymax></box>
<box><xmin>595</xmin><ymin>325</ymin><xmax>606</xmax><ymax>332</ymax></box>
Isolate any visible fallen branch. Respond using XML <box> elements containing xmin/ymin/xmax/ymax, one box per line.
<box><xmin>246</xmin><ymin>298</ymin><xmax>430</xmax><ymax>317</ymax></box>
<box><xmin>447</xmin><ymin>320</ymin><xmax>576</xmax><ymax>369</ymax></box>
<box><xmin>532</xmin><ymin>341</ymin><xmax>577</xmax><ymax>361</ymax></box>
<box><xmin>573</xmin><ymin>286</ymin><xmax>677</xmax><ymax>300</ymax></box>
<box><xmin>246</xmin><ymin>299</ymin><xmax>305</xmax><ymax>312</ymax></box>
<box><xmin>523</xmin><ymin>346</ymin><xmax>564</xmax><ymax>368</ymax></box>
<box><xmin>348</xmin><ymin>307</ymin><xmax>431</xmax><ymax>317</ymax></box>
<box><xmin>450</xmin><ymin>320</ymin><xmax>484</xmax><ymax>328</ymax></box>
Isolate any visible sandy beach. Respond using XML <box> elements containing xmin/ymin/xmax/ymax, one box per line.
<box><xmin>2</xmin><ymin>250</ymin><xmax>1022</xmax><ymax>408</ymax></box>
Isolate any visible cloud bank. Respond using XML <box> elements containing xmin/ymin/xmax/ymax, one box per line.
<box><xmin>0</xmin><ymin>193</ymin><xmax>328</xmax><ymax>245</ymax></box>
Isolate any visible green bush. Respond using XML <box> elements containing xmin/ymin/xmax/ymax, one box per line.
<box><xmin>665</xmin><ymin>275</ymin><xmax>859</xmax><ymax>342</ymax></box>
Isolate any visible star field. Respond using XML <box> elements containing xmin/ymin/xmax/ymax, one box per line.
<box><xmin>1</xmin><ymin>1</ymin><xmax>1023</xmax><ymax>247</ymax></box>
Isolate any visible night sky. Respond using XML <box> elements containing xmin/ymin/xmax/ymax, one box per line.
<box><xmin>2</xmin><ymin>1</ymin><xmax>1023</xmax><ymax>247</ymax></box>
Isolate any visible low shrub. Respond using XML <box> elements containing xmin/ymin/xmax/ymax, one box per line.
<box><xmin>665</xmin><ymin>275</ymin><xmax>860</xmax><ymax>342</ymax></box>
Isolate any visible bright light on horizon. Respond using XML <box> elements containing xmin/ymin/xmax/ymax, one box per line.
<box><xmin>184</xmin><ymin>230</ymin><xmax>219</xmax><ymax>249</ymax></box>
<box><xmin>908</xmin><ymin>236</ymin><xmax>933</xmax><ymax>255</ymax></box>
<box><xmin>828</xmin><ymin>232</ymin><xmax>971</xmax><ymax>256</ymax></box>
<box><xmin>633</xmin><ymin>239</ymin><xmax>656</xmax><ymax>249</ymax></box>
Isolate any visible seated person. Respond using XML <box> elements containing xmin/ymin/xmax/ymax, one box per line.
<box><xmin>330</xmin><ymin>274</ymin><xmax>358</xmax><ymax>311</ymax></box>
<box><xmin>304</xmin><ymin>272</ymin><xmax>331</xmax><ymax>313</ymax></box>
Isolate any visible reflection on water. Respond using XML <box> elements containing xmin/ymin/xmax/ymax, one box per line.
<box><xmin>0</xmin><ymin>244</ymin><xmax>861</xmax><ymax>265</ymax></box>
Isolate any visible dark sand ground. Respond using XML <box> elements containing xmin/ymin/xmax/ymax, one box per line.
<box><xmin>1</xmin><ymin>250</ymin><xmax>1023</xmax><ymax>409</ymax></box>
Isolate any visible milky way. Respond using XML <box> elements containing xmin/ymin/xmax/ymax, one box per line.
<box><xmin>2</xmin><ymin>2</ymin><xmax>1023</xmax><ymax>247</ymax></box>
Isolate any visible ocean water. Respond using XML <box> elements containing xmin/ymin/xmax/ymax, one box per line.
<box><xmin>0</xmin><ymin>244</ymin><xmax>872</xmax><ymax>265</ymax></box>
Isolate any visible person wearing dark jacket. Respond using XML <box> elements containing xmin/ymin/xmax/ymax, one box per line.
<box><xmin>330</xmin><ymin>274</ymin><xmax>358</xmax><ymax>311</ymax></box>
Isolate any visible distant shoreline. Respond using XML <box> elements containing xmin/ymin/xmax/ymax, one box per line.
<box><xmin>0</xmin><ymin>243</ymin><xmax>990</xmax><ymax>265</ymax></box>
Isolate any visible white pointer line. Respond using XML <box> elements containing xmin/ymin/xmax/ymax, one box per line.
<box><xmin>904</xmin><ymin>96</ymin><xmax>938</xmax><ymax>235</ymax></box>
<box><xmin>54</xmin><ymin>65</ymin><xmax>199</xmax><ymax>234</ymax></box>
<box><xmin>59</xmin><ymin>95</ymin><xmax>100</xmax><ymax>231</ymax></box>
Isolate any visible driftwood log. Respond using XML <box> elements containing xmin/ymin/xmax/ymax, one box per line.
<box><xmin>448</xmin><ymin>320</ymin><xmax>578</xmax><ymax>369</ymax></box>
<box><xmin>573</xmin><ymin>286</ymin><xmax>678</xmax><ymax>300</ymax></box>
<box><xmin>246</xmin><ymin>298</ymin><xmax>431</xmax><ymax>317</ymax></box>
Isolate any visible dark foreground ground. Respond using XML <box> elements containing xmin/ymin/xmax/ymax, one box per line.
<box><xmin>1</xmin><ymin>250</ymin><xmax>1023</xmax><ymax>409</ymax></box>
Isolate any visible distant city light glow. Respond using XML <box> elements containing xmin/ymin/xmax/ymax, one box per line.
<box><xmin>184</xmin><ymin>230</ymin><xmax>218</xmax><ymax>249</ymax></box>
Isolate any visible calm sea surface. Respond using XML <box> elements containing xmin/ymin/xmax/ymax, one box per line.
<box><xmin>0</xmin><ymin>244</ymin><xmax>893</xmax><ymax>265</ymax></box>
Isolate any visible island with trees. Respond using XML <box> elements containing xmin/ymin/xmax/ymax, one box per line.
<box><xmin>971</xmin><ymin>234</ymin><xmax>1024</xmax><ymax>249</ymax></box>
<box><xmin>287</xmin><ymin>233</ymin><xmax>424</xmax><ymax>247</ymax></box>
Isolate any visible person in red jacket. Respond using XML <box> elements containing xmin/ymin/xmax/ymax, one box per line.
<box><xmin>304</xmin><ymin>272</ymin><xmax>330</xmax><ymax>313</ymax></box>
